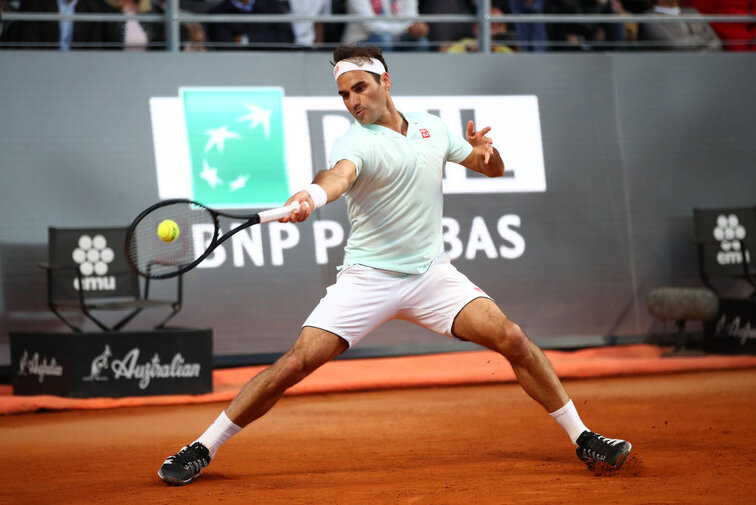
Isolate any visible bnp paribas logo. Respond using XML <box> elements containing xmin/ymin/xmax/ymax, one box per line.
<box><xmin>150</xmin><ymin>87</ymin><xmax>293</xmax><ymax>208</ymax></box>
<box><xmin>151</xmin><ymin>89</ymin><xmax>547</xmax><ymax>203</ymax></box>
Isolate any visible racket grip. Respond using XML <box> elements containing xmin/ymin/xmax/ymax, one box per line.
<box><xmin>258</xmin><ymin>201</ymin><xmax>300</xmax><ymax>224</ymax></box>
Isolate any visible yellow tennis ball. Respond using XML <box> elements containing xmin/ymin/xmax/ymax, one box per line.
<box><xmin>157</xmin><ymin>219</ymin><xmax>180</xmax><ymax>242</ymax></box>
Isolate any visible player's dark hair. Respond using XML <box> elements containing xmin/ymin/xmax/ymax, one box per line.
<box><xmin>331</xmin><ymin>45</ymin><xmax>388</xmax><ymax>84</ymax></box>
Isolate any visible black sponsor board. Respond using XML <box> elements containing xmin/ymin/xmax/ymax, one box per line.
<box><xmin>10</xmin><ymin>329</ymin><xmax>212</xmax><ymax>397</ymax></box>
<box><xmin>704</xmin><ymin>299</ymin><xmax>756</xmax><ymax>354</ymax></box>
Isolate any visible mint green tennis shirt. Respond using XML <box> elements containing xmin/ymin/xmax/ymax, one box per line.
<box><xmin>328</xmin><ymin>111</ymin><xmax>473</xmax><ymax>274</ymax></box>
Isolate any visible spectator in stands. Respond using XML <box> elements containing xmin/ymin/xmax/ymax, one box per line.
<box><xmin>101</xmin><ymin>0</ymin><xmax>163</xmax><ymax>50</ymax></box>
<box><xmin>323</xmin><ymin>0</ymin><xmax>347</xmax><ymax>45</ymax></box>
<box><xmin>0</xmin><ymin>0</ymin><xmax>14</xmax><ymax>42</ymax></box>
<box><xmin>289</xmin><ymin>0</ymin><xmax>330</xmax><ymax>49</ymax></box>
<box><xmin>205</xmin><ymin>0</ymin><xmax>294</xmax><ymax>50</ymax></box>
<box><xmin>620</xmin><ymin>0</ymin><xmax>652</xmax><ymax>14</ymax></box>
<box><xmin>545</xmin><ymin>0</ymin><xmax>627</xmax><ymax>51</ymax></box>
<box><xmin>10</xmin><ymin>0</ymin><xmax>106</xmax><ymax>49</ymax></box>
<box><xmin>152</xmin><ymin>0</ymin><xmax>209</xmax><ymax>51</ymax></box>
<box><xmin>639</xmin><ymin>0</ymin><xmax>721</xmax><ymax>51</ymax></box>
<box><xmin>443</xmin><ymin>5</ymin><xmax>517</xmax><ymax>53</ymax></box>
<box><xmin>419</xmin><ymin>0</ymin><xmax>475</xmax><ymax>52</ymax></box>
<box><xmin>342</xmin><ymin>0</ymin><xmax>430</xmax><ymax>51</ymax></box>
<box><xmin>689</xmin><ymin>0</ymin><xmax>755</xmax><ymax>51</ymax></box>
<box><xmin>508</xmin><ymin>0</ymin><xmax>549</xmax><ymax>52</ymax></box>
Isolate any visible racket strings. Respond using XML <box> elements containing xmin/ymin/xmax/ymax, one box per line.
<box><xmin>126</xmin><ymin>202</ymin><xmax>216</xmax><ymax>278</ymax></box>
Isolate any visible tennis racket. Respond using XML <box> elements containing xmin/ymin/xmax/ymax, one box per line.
<box><xmin>125</xmin><ymin>199</ymin><xmax>300</xmax><ymax>279</ymax></box>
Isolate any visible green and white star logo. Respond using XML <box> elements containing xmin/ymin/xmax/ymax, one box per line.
<box><xmin>181</xmin><ymin>88</ymin><xmax>289</xmax><ymax>207</ymax></box>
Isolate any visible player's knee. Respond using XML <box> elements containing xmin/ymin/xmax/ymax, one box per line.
<box><xmin>276</xmin><ymin>352</ymin><xmax>310</xmax><ymax>385</ymax></box>
<box><xmin>495</xmin><ymin>319</ymin><xmax>530</xmax><ymax>361</ymax></box>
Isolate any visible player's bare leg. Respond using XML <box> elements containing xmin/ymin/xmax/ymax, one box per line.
<box><xmin>225</xmin><ymin>327</ymin><xmax>349</xmax><ymax>427</ymax></box>
<box><xmin>452</xmin><ymin>297</ymin><xmax>631</xmax><ymax>470</ymax></box>
<box><xmin>158</xmin><ymin>327</ymin><xmax>348</xmax><ymax>485</ymax></box>
<box><xmin>452</xmin><ymin>298</ymin><xmax>568</xmax><ymax>411</ymax></box>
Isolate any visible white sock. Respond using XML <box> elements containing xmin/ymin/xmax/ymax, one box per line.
<box><xmin>194</xmin><ymin>410</ymin><xmax>242</xmax><ymax>459</ymax></box>
<box><xmin>549</xmin><ymin>399</ymin><xmax>589</xmax><ymax>446</ymax></box>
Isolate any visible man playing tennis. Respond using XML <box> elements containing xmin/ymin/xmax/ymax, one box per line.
<box><xmin>158</xmin><ymin>45</ymin><xmax>632</xmax><ymax>486</ymax></box>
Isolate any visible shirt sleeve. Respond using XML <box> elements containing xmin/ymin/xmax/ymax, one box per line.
<box><xmin>443</xmin><ymin>119</ymin><xmax>473</xmax><ymax>164</ymax></box>
<box><xmin>328</xmin><ymin>128</ymin><xmax>365</xmax><ymax>177</ymax></box>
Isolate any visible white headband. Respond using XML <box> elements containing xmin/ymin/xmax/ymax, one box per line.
<box><xmin>333</xmin><ymin>58</ymin><xmax>386</xmax><ymax>81</ymax></box>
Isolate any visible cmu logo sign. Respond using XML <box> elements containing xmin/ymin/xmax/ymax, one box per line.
<box><xmin>712</xmin><ymin>213</ymin><xmax>750</xmax><ymax>266</ymax></box>
<box><xmin>150</xmin><ymin>88</ymin><xmax>547</xmax><ymax>209</ymax></box>
<box><xmin>72</xmin><ymin>234</ymin><xmax>117</xmax><ymax>292</ymax></box>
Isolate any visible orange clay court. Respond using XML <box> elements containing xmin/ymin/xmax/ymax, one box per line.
<box><xmin>1</xmin><ymin>344</ymin><xmax>755</xmax><ymax>505</ymax></box>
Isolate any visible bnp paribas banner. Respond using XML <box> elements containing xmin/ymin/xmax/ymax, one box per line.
<box><xmin>149</xmin><ymin>87</ymin><xmax>547</xmax><ymax>270</ymax></box>
<box><xmin>150</xmin><ymin>87</ymin><xmax>547</xmax><ymax>209</ymax></box>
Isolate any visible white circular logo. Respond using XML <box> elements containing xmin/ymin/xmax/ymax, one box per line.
<box><xmin>713</xmin><ymin>214</ymin><xmax>746</xmax><ymax>253</ymax></box>
<box><xmin>72</xmin><ymin>234</ymin><xmax>115</xmax><ymax>276</ymax></box>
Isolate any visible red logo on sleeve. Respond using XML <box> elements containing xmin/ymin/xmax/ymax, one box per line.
<box><xmin>419</xmin><ymin>128</ymin><xmax>430</xmax><ymax>138</ymax></box>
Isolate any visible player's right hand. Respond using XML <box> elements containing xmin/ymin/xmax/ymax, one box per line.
<box><xmin>280</xmin><ymin>191</ymin><xmax>314</xmax><ymax>223</ymax></box>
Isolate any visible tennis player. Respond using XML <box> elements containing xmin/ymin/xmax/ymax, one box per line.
<box><xmin>158</xmin><ymin>45</ymin><xmax>632</xmax><ymax>485</ymax></box>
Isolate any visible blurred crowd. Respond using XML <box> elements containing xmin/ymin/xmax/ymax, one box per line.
<box><xmin>0</xmin><ymin>0</ymin><xmax>753</xmax><ymax>51</ymax></box>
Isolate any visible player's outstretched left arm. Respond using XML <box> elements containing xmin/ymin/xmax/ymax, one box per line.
<box><xmin>280</xmin><ymin>159</ymin><xmax>357</xmax><ymax>223</ymax></box>
<box><xmin>460</xmin><ymin>120</ymin><xmax>505</xmax><ymax>178</ymax></box>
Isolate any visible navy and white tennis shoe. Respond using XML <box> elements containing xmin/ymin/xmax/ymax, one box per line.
<box><xmin>575</xmin><ymin>431</ymin><xmax>632</xmax><ymax>470</ymax></box>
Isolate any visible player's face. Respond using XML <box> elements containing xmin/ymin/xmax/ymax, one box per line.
<box><xmin>337</xmin><ymin>71</ymin><xmax>389</xmax><ymax>125</ymax></box>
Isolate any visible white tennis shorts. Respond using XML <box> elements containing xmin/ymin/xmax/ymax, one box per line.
<box><xmin>303</xmin><ymin>252</ymin><xmax>492</xmax><ymax>347</ymax></box>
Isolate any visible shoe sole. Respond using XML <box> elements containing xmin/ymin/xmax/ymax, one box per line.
<box><xmin>580</xmin><ymin>442</ymin><xmax>632</xmax><ymax>471</ymax></box>
<box><xmin>158</xmin><ymin>468</ymin><xmax>193</xmax><ymax>486</ymax></box>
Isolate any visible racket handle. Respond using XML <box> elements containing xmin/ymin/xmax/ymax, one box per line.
<box><xmin>258</xmin><ymin>201</ymin><xmax>300</xmax><ymax>224</ymax></box>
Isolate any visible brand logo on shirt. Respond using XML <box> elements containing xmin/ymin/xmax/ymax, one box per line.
<box><xmin>419</xmin><ymin>128</ymin><xmax>430</xmax><ymax>138</ymax></box>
